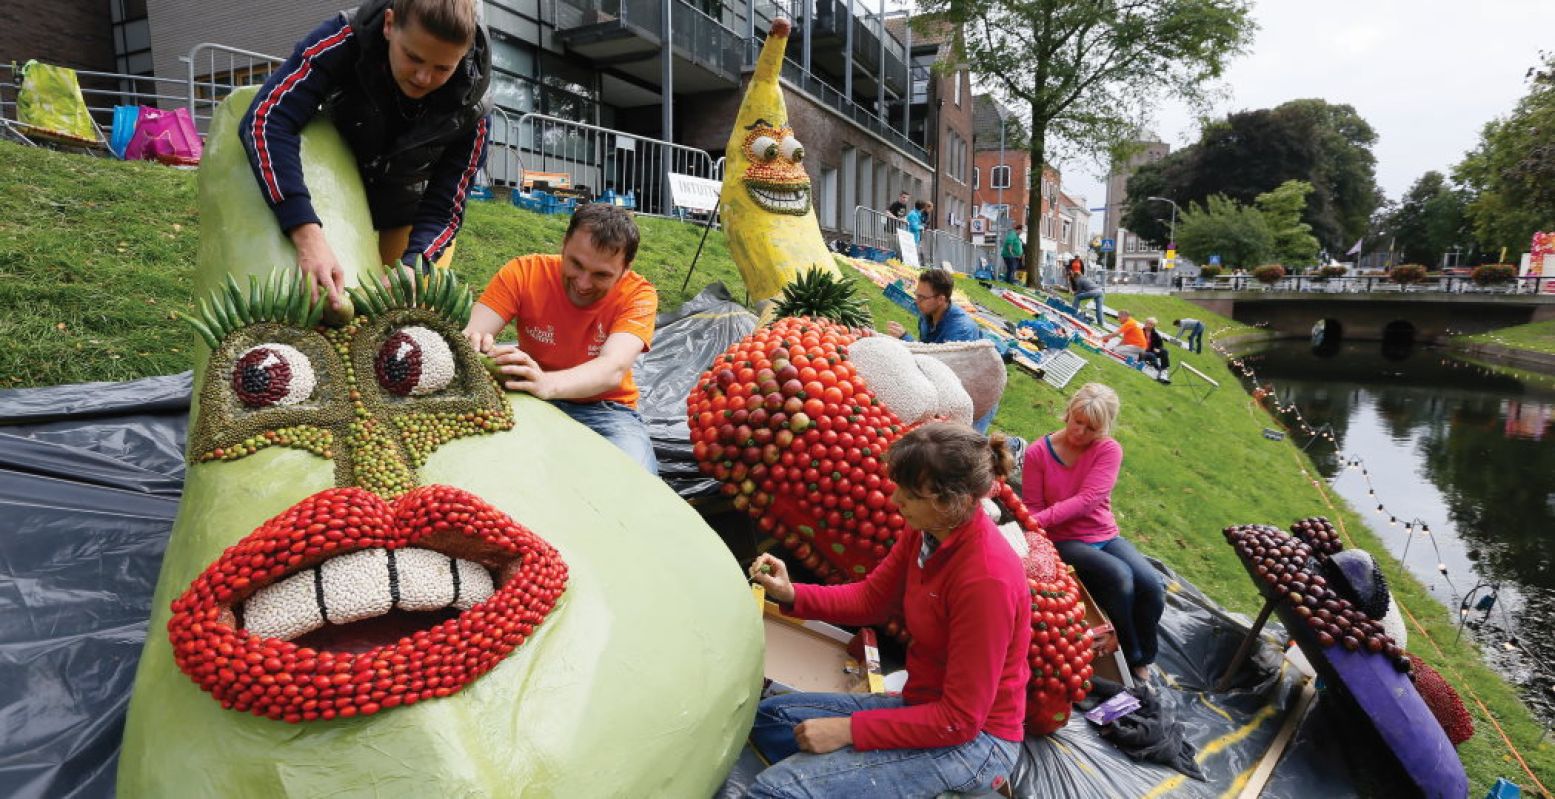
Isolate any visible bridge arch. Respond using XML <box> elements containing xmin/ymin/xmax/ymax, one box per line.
<box><xmin>1381</xmin><ymin>320</ymin><xmax>1417</xmax><ymax>360</ymax></box>
<box><xmin>1312</xmin><ymin>318</ymin><xmax>1344</xmax><ymax>357</ymax></box>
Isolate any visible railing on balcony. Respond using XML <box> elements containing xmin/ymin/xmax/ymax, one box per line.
<box><xmin>747</xmin><ymin>38</ymin><xmax>926</xmax><ymax>162</ymax></box>
<box><xmin>552</xmin><ymin>0</ymin><xmax>742</xmax><ymax>81</ymax></box>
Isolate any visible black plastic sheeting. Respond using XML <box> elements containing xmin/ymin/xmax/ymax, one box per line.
<box><xmin>721</xmin><ymin>559</ymin><xmax>1358</xmax><ymax>798</ymax></box>
<box><xmin>0</xmin><ymin>326</ymin><xmax>1376</xmax><ymax>799</ymax></box>
<box><xmin>0</xmin><ymin>373</ymin><xmax>191</xmax><ymax>799</ymax></box>
<box><xmin>635</xmin><ymin>282</ymin><xmax>758</xmax><ymax>499</ymax></box>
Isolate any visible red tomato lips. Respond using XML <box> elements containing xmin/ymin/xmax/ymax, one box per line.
<box><xmin>167</xmin><ymin>485</ymin><xmax>567</xmax><ymax>723</ymax></box>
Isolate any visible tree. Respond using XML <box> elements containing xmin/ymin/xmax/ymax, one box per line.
<box><xmin>1174</xmin><ymin>194</ymin><xmax>1272</xmax><ymax>269</ymax></box>
<box><xmin>1121</xmin><ymin>99</ymin><xmax>1383</xmax><ymax>252</ymax></box>
<box><xmin>1381</xmin><ymin>171</ymin><xmax>1470</xmax><ymax>268</ymax></box>
<box><xmin>1256</xmin><ymin>180</ymin><xmax>1319</xmax><ymax>267</ymax></box>
<box><xmin>915</xmin><ymin>0</ymin><xmax>1257</xmax><ymax>287</ymax></box>
<box><xmin>1456</xmin><ymin>53</ymin><xmax>1555</xmax><ymax>255</ymax></box>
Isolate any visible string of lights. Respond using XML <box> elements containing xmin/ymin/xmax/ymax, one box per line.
<box><xmin>1225</xmin><ymin>339</ymin><xmax>1553</xmax><ymax>779</ymax></box>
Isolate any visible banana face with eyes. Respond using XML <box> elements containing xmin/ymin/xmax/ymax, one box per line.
<box><xmin>740</xmin><ymin>121</ymin><xmax>810</xmax><ymax>216</ymax></box>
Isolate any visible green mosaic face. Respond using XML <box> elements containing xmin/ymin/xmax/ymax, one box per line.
<box><xmin>186</xmin><ymin>268</ymin><xmax>513</xmax><ymax>497</ymax></box>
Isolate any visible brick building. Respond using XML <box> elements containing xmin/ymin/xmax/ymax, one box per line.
<box><xmin>970</xmin><ymin>95</ymin><xmax>1062</xmax><ymax>274</ymax></box>
<box><xmin>1</xmin><ymin>0</ymin><xmax>117</xmax><ymax>74</ymax></box>
<box><xmin>885</xmin><ymin>17</ymin><xmax>973</xmax><ymax>236</ymax></box>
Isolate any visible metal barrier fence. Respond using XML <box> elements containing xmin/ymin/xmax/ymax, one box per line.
<box><xmin>497</xmin><ymin>112</ymin><xmax>721</xmax><ymax>216</ymax></box>
<box><xmin>1</xmin><ymin>61</ymin><xmax>197</xmax><ymax>134</ymax></box>
<box><xmin>924</xmin><ymin>229</ymin><xmax>974</xmax><ymax>274</ymax></box>
<box><xmin>1100</xmin><ymin>270</ymin><xmax>1178</xmax><ymax>293</ymax></box>
<box><xmin>850</xmin><ymin>206</ymin><xmax>976</xmax><ymax>274</ymax></box>
<box><xmin>1098</xmin><ymin>270</ymin><xmax>1555</xmax><ymax>295</ymax></box>
<box><xmin>184</xmin><ymin>43</ymin><xmax>285</xmax><ymax>135</ymax></box>
<box><xmin>852</xmin><ymin>205</ymin><xmax>903</xmax><ymax>253</ymax></box>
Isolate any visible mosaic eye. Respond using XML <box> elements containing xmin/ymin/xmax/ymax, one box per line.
<box><xmin>750</xmin><ymin>135</ymin><xmax>778</xmax><ymax>161</ymax></box>
<box><xmin>231</xmin><ymin>344</ymin><xmax>317</xmax><ymax>408</ymax></box>
<box><xmin>375</xmin><ymin>326</ymin><xmax>456</xmax><ymax>396</ymax></box>
<box><xmin>780</xmin><ymin>135</ymin><xmax>803</xmax><ymax>162</ymax></box>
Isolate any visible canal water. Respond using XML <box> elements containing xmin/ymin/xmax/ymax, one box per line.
<box><xmin>1237</xmin><ymin>339</ymin><xmax>1555</xmax><ymax>723</ymax></box>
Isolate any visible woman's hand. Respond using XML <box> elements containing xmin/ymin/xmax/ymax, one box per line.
<box><xmin>747</xmin><ymin>553</ymin><xmax>794</xmax><ymax>604</ymax></box>
<box><xmin>794</xmin><ymin>717</ymin><xmax>853</xmax><ymax>754</ymax></box>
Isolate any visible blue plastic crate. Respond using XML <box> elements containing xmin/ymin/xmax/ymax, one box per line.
<box><xmin>884</xmin><ymin>281</ymin><xmax>919</xmax><ymax>315</ymax></box>
<box><xmin>1045</xmin><ymin>296</ymin><xmax>1079</xmax><ymax>317</ymax></box>
<box><xmin>468</xmin><ymin>184</ymin><xmax>494</xmax><ymax>201</ymax></box>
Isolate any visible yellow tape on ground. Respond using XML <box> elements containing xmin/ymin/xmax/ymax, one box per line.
<box><xmin>1141</xmin><ymin>702</ymin><xmax>1281</xmax><ymax>799</ymax></box>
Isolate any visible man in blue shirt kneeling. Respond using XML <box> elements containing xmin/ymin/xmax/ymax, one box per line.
<box><xmin>885</xmin><ymin>268</ymin><xmax>997</xmax><ymax>431</ymax></box>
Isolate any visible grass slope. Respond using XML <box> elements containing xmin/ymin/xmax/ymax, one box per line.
<box><xmin>1458</xmin><ymin>319</ymin><xmax>1555</xmax><ymax>356</ymax></box>
<box><xmin>2</xmin><ymin>140</ymin><xmax>1551</xmax><ymax>792</ymax></box>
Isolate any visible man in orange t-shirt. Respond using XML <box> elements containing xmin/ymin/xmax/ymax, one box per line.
<box><xmin>1100</xmin><ymin>309</ymin><xmax>1149</xmax><ymax>360</ymax></box>
<box><xmin>463</xmin><ymin>204</ymin><xmax>660</xmax><ymax>473</ymax></box>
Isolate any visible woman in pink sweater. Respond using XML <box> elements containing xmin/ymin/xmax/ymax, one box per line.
<box><xmin>747</xmin><ymin>423</ymin><xmax>1031</xmax><ymax>798</ymax></box>
<box><xmin>1021</xmin><ymin>383</ymin><xmax>1163</xmax><ymax>683</ymax></box>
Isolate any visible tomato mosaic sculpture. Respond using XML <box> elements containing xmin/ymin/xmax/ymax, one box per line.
<box><xmin>690</xmin><ymin>21</ymin><xmax>1095</xmax><ymax>730</ymax></box>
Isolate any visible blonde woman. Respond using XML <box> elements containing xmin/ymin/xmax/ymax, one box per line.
<box><xmin>1020</xmin><ymin>383</ymin><xmax>1163</xmax><ymax>683</ymax></box>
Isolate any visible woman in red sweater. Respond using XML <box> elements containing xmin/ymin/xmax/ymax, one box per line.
<box><xmin>746</xmin><ymin>423</ymin><xmax>1031</xmax><ymax>798</ymax></box>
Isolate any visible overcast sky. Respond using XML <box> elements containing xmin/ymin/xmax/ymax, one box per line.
<box><xmin>1048</xmin><ymin>0</ymin><xmax>1555</xmax><ymax>234</ymax></box>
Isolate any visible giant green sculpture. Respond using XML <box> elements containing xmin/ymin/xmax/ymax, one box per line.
<box><xmin>117</xmin><ymin>88</ymin><xmax>763</xmax><ymax>797</ymax></box>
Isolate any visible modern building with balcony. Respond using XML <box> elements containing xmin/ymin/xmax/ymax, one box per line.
<box><xmin>108</xmin><ymin>0</ymin><xmax>936</xmax><ymax>234</ymax></box>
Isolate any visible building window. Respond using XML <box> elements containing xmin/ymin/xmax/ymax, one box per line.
<box><xmin>820</xmin><ymin>167</ymin><xmax>839</xmax><ymax>229</ymax></box>
<box><xmin>991</xmin><ymin>165</ymin><xmax>1010</xmax><ymax>189</ymax></box>
<box><xmin>111</xmin><ymin>0</ymin><xmax>153</xmax><ymax>77</ymax></box>
<box><xmin>953</xmin><ymin>72</ymin><xmax>962</xmax><ymax>106</ymax></box>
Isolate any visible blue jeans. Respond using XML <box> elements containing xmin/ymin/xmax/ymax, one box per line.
<box><xmin>1073</xmin><ymin>290</ymin><xmax>1105</xmax><ymax>325</ymax></box>
<box><xmin>1055</xmin><ymin>537</ymin><xmax>1164</xmax><ymax>668</ymax></box>
<box><xmin>748</xmin><ymin>692</ymin><xmax>1020</xmax><ymax>798</ymax></box>
<box><xmin>973</xmin><ymin>401</ymin><xmax>998</xmax><ymax>434</ymax></box>
<box><xmin>1182</xmin><ymin>323</ymin><xmax>1204</xmax><ymax>353</ymax></box>
<box><xmin>549</xmin><ymin>399</ymin><xmax>658</xmax><ymax>475</ymax></box>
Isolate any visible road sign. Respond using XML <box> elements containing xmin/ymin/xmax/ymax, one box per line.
<box><xmin>1209</xmin><ymin>254</ymin><xmax>1222</xmax><ymax>266</ymax></box>
<box><xmin>970</xmin><ymin>217</ymin><xmax>987</xmax><ymax>234</ymax></box>
<box><xmin>1100</xmin><ymin>238</ymin><xmax>1115</xmax><ymax>252</ymax></box>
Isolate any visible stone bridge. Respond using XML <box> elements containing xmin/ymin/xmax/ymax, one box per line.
<box><xmin>1182</xmin><ymin>290</ymin><xmax>1555</xmax><ymax>345</ymax></box>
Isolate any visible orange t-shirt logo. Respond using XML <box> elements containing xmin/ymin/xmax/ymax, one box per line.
<box><xmin>476</xmin><ymin>254</ymin><xmax>659</xmax><ymax>407</ymax></box>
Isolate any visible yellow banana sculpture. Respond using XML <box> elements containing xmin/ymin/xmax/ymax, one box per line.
<box><xmin>721</xmin><ymin>17</ymin><xmax>842</xmax><ymax>303</ymax></box>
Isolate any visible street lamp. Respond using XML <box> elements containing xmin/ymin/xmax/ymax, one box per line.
<box><xmin>1146</xmin><ymin>196</ymin><xmax>1180</xmax><ymax>252</ymax></box>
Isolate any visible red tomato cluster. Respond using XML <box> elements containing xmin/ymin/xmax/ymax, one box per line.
<box><xmin>1407</xmin><ymin>653</ymin><xmax>1474</xmax><ymax>746</ymax></box>
<box><xmin>992</xmin><ymin>482</ymin><xmax>1096</xmax><ymax>734</ymax></box>
<box><xmin>688</xmin><ymin>317</ymin><xmax>907</xmax><ymax>583</ymax></box>
<box><xmin>167</xmin><ymin>485</ymin><xmax>566</xmax><ymax>723</ymax></box>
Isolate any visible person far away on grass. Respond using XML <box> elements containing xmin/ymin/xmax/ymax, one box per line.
<box><xmin>240</xmin><ymin>0</ymin><xmax>491</xmax><ymax>303</ymax></box>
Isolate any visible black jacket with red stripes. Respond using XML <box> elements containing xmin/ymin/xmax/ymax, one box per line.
<box><xmin>239</xmin><ymin>0</ymin><xmax>492</xmax><ymax>267</ymax></box>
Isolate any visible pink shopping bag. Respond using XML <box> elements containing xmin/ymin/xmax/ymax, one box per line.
<box><xmin>124</xmin><ymin>107</ymin><xmax>203</xmax><ymax>165</ymax></box>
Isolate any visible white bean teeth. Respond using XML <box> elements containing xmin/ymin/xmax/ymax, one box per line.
<box><xmin>240</xmin><ymin>547</ymin><xmax>496</xmax><ymax>642</ymax></box>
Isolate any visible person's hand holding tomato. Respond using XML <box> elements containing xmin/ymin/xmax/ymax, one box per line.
<box><xmin>748</xmin><ymin>553</ymin><xmax>794</xmax><ymax>604</ymax></box>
